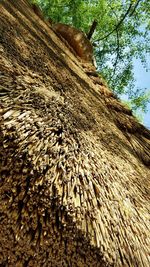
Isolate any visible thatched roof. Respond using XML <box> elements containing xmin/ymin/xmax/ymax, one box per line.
<box><xmin>0</xmin><ymin>0</ymin><xmax>150</xmax><ymax>266</ymax></box>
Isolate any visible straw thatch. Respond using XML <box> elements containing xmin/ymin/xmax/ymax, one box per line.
<box><xmin>0</xmin><ymin>0</ymin><xmax>150</xmax><ymax>266</ymax></box>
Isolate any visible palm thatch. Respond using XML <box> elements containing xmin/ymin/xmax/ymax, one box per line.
<box><xmin>0</xmin><ymin>0</ymin><xmax>150</xmax><ymax>266</ymax></box>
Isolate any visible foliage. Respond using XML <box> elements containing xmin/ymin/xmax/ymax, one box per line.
<box><xmin>33</xmin><ymin>0</ymin><xmax>150</xmax><ymax>116</ymax></box>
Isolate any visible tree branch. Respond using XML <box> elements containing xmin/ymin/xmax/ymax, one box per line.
<box><xmin>87</xmin><ymin>20</ymin><xmax>98</xmax><ymax>40</ymax></box>
<box><xmin>109</xmin><ymin>29</ymin><xmax>120</xmax><ymax>82</ymax></box>
<box><xmin>95</xmin><ymin>1</ymin><xmax>135</xmax><ymax>42</ymax></box>
<box><xmin>129</xmin><ymin>0</ymin><xmax>142</xmax><ymax>17</ymax></box>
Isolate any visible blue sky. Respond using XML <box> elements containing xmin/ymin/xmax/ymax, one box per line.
<box><xmin>133</xmin><ymin>56</ymin><xmax>150</xmax><ymax>129</ymax></box>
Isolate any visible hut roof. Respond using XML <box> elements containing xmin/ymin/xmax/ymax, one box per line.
<box><xmin>0</xmin><ymin>0</ymin><xmax>150</xmax><ymax>266</ymax></box>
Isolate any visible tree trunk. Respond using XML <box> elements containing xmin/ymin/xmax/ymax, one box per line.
<box><xmin>0</xmin><ymin>0</ymin><xmax>150</xmax><ymax>266</ymax></box>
